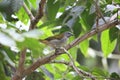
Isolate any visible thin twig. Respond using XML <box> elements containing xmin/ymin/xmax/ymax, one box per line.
<box><xmin>50</xmin><ymin>60</ymin><xmax>119</xmax><ymax>80</ymax></box>
<box><xmin>94</xmin><ymin>0</ymin><xmax>106</xmax><ymax>23</ymax></box>
<box><xmin>23</xmin><ymin>2</ymin><xmax>34</xmax><ymax>20</ymax></box>
<box><xmin>51</xmin><ymin>60</ymin><xmax>70</xmax><ymax>65</ymax></box>
<box><xmin>29</xmin><ymin>0</ymin><xmax>46</xmax><ymax>30</ymax></box>
<box><xmin>63</xmin><ymin>48</ymin><xmax>96</xmax><ymax>80</ymax></box>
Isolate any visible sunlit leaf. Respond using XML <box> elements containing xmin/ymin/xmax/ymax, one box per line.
<box><xmin>17</xmin><ymin>38</ymin><xmax>44</xmax><ymax>57</ymax></box>
<box><xmin>101</xmin><ymin>29</ymin><xmax>117</xmax><ymax>57</ymax></box>
<box><xmin>92</xmin><ymin>68</ymin><xmax>109</xmax><ymax>77</ymax></box>
<box><xmin>3</xmin><ymin>28</ymin><xmax>24</xmax><ymax>42</ymax></box>
<box><xmin>0</xmin><ymin>32</ymin><xmax>16</xmax><ymax>47</ymax></box>
<box><xmin>79</xmin><ymin>39</ymin><xmax>89</xmax><ymax>56</ymax></box>
<box><xmin>22</xmin><ymin>29</ymin><xmax>43</xmax><ymax>39</ymax></box>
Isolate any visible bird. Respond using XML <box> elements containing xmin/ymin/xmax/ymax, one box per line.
<box><xmin>39</xmin><ymin>31</ymin><xmax>73</xmax><ymax>49</ymax></box>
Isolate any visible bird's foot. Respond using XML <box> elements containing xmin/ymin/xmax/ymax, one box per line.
<box><xmin>55</xmin><ymin>47</ymin><xmax>68</xmax><ymax>55</ymax></box>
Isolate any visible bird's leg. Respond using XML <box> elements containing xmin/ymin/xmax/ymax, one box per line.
<box><xmin>55</xmin><ymin>47</ymin><xmax>68</xmax><ymax>54</ymax></box>
<box><xmin>55</xmin><ymin>48</ymin><xmax>61</xmax><ymax>54</ymax></box>
<box><xmin>55</xmin><ymin>47</ymin><xmax>69</xmax><ymax>55</ymax></box>
<box><xmin>60</xmin><ymin>47</ymin><xmax>69</xmax><ymax>54</ymax></box>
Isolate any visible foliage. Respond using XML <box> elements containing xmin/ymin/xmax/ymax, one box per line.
<box><xmin>0</xmin><ymin>0</ymin><xmax>120</xmax><ymax>80</ymax></box>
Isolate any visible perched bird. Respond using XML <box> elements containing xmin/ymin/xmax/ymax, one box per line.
<box><xmin>39</xmin><ymin>32</ymin><xmax>73</xmax><ymax>48</ymax></box>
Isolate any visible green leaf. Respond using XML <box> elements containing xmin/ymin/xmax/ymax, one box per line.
<box><xmin>17</xmin><ymin>38</ymin><xmax>44</xmax><ymax>58</ymax></box>
<box><xmin>109</xmin><ymin>27</ymin><xmax>119</xmax><ymax>42</ymax></box>
<box><xmin>72</xmin><ymin>76</ymin><xmax>83</xmax><ymax>80</ymax></box>
<box><xmin>64</xmin><ymin>6</ymin><xmax>85</xmax><ymax>28</ymax></box>
<box><xmin>16</xmin><ymin>7</ymin><xmax>29</xmax><ymax>24</ymax></box>
<box><xmin>0</xmin><ymin>61</ymin><xmax>10</xmax><ymax>80</ymax></box>
<box><xmin>114</xmin><ymin>0</ymin><xmax>120</xmax><ymax>4</ymax></box>
<box><xmin>92</xmin><ymin>68</ymin><xmax>109</xmax><ymax>77</ymax></box>
<box><xmin>22</xmin><ymin>29</ymin><xmax>43</xmax><ymax>39</ymax></box>
<box><xmin>79</xmin><ymin>39</ymin><xmax>89</xmax><ymax>56</ymax></box>
<box><xmin>65</xmin><ymin>0</ymin><xmax>76</xmax><ymax>6</ymax></box>
<box><xmin>72</xmin><ymin>18</ymin><xmax>82</xmax><ymax>38</ymax></box>
<box><xmin>47</xmin><ymin>0</ymin><xmax>60</xmax><ymax>20</ymax></box>
<box><xmin>0</xmin><ymin>50</ymin><xmax>4</xmax><ymax>61</ymax></box>
<box><xmin>78</xmin><ymin>65</ymin><xmax>91</xmax><ymax>72</ymax></box>
<box><xmin>39</xmin><ymin>19</ymin><xmax>60</xmax><ymax>28</ymax></box>
<box><xmin>0</xmin><ymin>0</ymin><xmax>23</xmax><ymax>21</ymax></box>
<box><xmin>80</xmin><ymin>10</ymin><xmax>95</xmax><ymax>31</ymax></box>
<box><xmin>101</xmin><ymin>29</ymin><xmax>117</xmax><ymax>57</ymax></box>
<box><xmin>25</xmin><ymin>71</ymin><xmax>45</xmax><ymax>80</ymax></box>
<box><xmin>2</xmin><ymin>46</ymin><xmax>16</xmax><ymax>61</ymax></box>
<box><xmin>68</xmin><ymin>37</ymin><xmax>77</xmax><ymax>59</ymax></box>
<box><xmin>110</xmin><ymin>72</ymin><xmax>120</xmax><ymax>79</ymax></box>
<box><xmin>0</xmin><ymin>32</ymin><xmax>16</xmax><ymax>47</ymax></box>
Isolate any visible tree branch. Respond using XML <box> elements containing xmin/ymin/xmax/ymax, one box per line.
<box><xmin>51</xmin><ymin>60</ymin><xmax>70</xmax><ymax>65</ymax></box>
<box><xmin>14</xmin><ymin>19</ymin><xmax>119</xmax><ymax>79</ymax></box>
<box><xmin>23</xmin><ymin>2</ymin><xmax>34</xmax><ymax>20</ymax></box>
<box><xmin>63</xmin><ymin>48</ymin><xmax>96</xmax><ymax>80</ymax></box>
<box><xmin>22</xmin><ymin>52</ymin><xmax>60</xmax><ymax>77</ymax></box>
<box><xmin>29</xmin><ymin>0</ymin><xmax>46</xmax><ymax>30</ymax></box>
<box><xmin>66</xmin><ymin>19</ymin><xmax>119</xmax><ymax>50</ymax></box>
<box><xmin>24</xmin><ymin>19</ymin><xmax>118</xmax><ymax>76</ymax></box>
<box><xmin>12</xmin><ymin>48</ymin><xmax>27</xmax><ymax>80</ymax></box>
<box><xmin>51</xmin><ymin>60</ymin><xmax>96</xmax><ymax>80</ymax></box>
<box><xmin>94</xmin><ymin>0</ymin><xmax>106</xmax><ymax>23</ymax></box>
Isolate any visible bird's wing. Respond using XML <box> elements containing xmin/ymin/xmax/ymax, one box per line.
<box><xmin>39</xmin><ymin>39</ymin><xmax>49</xmax><ymax>45</ymax></box>
<box><xmin>45</xmin><ymin>33</ymin><xmax>64</xmax><ymax>41</ymax></box>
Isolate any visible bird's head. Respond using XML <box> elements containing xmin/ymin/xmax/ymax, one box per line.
<box><xmin>64</xmin><ymin>31</ymin><xmax>73</xmax><ymax>38</ymax></box>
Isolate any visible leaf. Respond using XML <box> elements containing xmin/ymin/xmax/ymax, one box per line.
<box><xmin>101</xmin><ymin>29</ymin><xmax>117</xmax><ymax>57</ymax></box>
<box><xmin>3</xmin><ymin>28</ymin><xmax>24</xmax><ymax>42</ymax></box>
<box><xmin>11</xmin><ymin>0</ymin><xmax>23</xmax><ymax>12</ymax></box>
<box><xmin>113</xmin><ymin>0</ymin><xmax>120</xmax><ymax>4</ymax></box>
<box><xmin>65</xmin><ymin>0</ymin><xmax>76</xmax><ymax>6</ymax></box>
<box><xmin>25</xmin><ymin>71</ymin><xmax>45</xmax><ymax>80</ymax></box>
<box><xmin>16</xmin><ymin>7</ymin><xmax>29</xmax><ymax>24</ymax></box>
<box><xmin>68</xmin><ymin>37</ymin><xmax>77</xmax><ymax>59</ymax></box>
<box><xmin>72</xmin><ymin>76</ymin><xmax>83</xmax><ymax>80</ymax></box>
<box><xmin>22</xmin><ymin>29</ymin><xmax>43</xmax><ymax>39</ymax></box>
<box><xmin>72</xmin><ymin>18</ymin><xmax>82</xmax><ymax>38</ymax></box>
<box><xmin>110</xmin><ymin>72</ymin><xmax>120</xmax><ymax>79</ymax></box>
<box><xmin>17</xmin><ymin>38</ymin><xmax>44</xmax><ymax>58</ymax></box>
<box><xmin>79</xmin><ymin>39</ymin><xmax>89</xmax><ymax>56</ymax></box>
<box><xmin>80</xmin><ymin>10</ymin><xmax>95</xmax><ymax>31</ymax></box>
<box><xmin>109</xmin><ymin>27</ymin><xmax>119</xmax><ymax>42</ymax></box>
<box><xmin>39</xmin><ymin>19</ymin><xmax>60</xmax><ymax>28</ymax></box>
<box><xmin>0</xmin><ymin>61</ymin><xmax>10</xmax><ymax>80</ymax></box>
<box><xmin>78</xmin><ymin>65</ymin><xmax>91</xmax><ymax>72</ymax></box>
<box><xmin>0</xmin><ymin>50</ymin><xmax>4</xmax><ymax>61</ymax></box>
<box><xmin>0</xmin><ymin>32</ymin><xmax>16</xmax><ymax>47</ymax></box>
<box><xmin>65</xmin><ymin>6</ymin><xmax>85</xmax><ymax>28</ymax></box>
<box><xmin>92</xmin><ymin>68</ymin><xmax>109</xmax><ymax>77</ymax></box>
<box><xmin>47</xmin><ymin>0</ymin><xmax>60</xmax><ymax>20</ymax></box>
<box><xmin>2</xmin><ymin>46</ymin><xmax>16</xmax><ymax>61</ymax></box>
<box><xmin>0</xmin><ymin>0</ymin><xmax>23</xmax><ymax>21</ymax></box>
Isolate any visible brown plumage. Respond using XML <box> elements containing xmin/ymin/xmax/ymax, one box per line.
<box><xmin>39</xmin><ymin>32</ymin><xmax>73</xmax><ymax>48</ymax></box>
